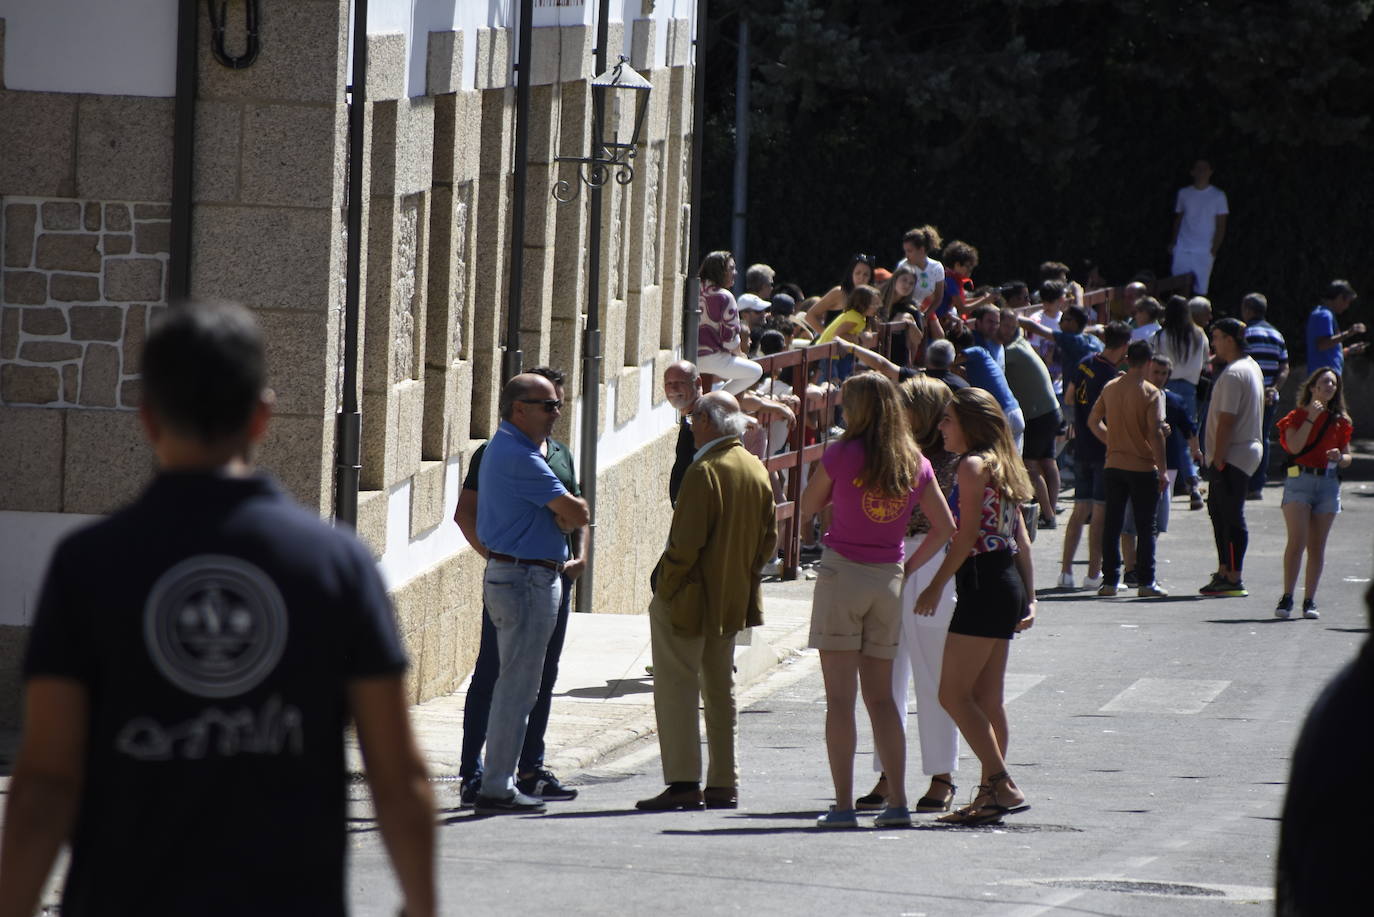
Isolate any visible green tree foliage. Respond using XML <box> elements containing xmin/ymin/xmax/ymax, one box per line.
<box><xmin>702</xmin><ymin>0</ymin><xmax>1374</xmax><ymax>347</ymax></box>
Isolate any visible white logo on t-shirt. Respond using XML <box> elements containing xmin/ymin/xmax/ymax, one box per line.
<box><xmin>143</xmin><ymin>554</ymin><xmax>288</xmax><ymax>699</ymax></box>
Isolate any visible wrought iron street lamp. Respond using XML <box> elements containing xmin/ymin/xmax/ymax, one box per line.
<box><xmin>553</xmin><ymin>56</ymin><xmax>653</xmax><ymax>202</ymax></box>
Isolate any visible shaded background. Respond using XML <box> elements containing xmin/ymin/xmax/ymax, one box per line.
<box><xmin>698</xmin><ymin>0</ymin><xmax>1374</xmax><ymax>355</ymax></box>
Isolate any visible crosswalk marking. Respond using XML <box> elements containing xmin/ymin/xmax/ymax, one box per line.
<box><xmin>1099</xmin><ymin>678</ymin><xmax>1230</xmax><ymax>714</ymax></box>
<box><xmin>1005</xmin><ymin>673</ymin><xmax>1046</xmax><ymax>704</ymax></box>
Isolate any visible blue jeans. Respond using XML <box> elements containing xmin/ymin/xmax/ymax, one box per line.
<box><xmin>478</xmin><ymin>559</ymin><xmax>562</xmax><ymax>798</ymax></box>
<box><xmin>1249</xmin><ymin>400</ymin><xmax>1279</xmax><ymax>493</ymax></box>
<box><xmin>460</xmin><ymin>572</ymin><xmax>573</xmax><ymax>783</ymax></box>
<box><xmin>1165</xmin><ymin>379</ymin><xmax>1198</xmax><ymax>483</ymax></box>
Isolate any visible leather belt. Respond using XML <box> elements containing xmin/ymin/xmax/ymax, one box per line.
<box><xmin>1296</xmin><ymin>465</ymin><xmax>1333</xmax><ymax>477</ymax></box>
<box><xmin>488</xmin><ymin>551</ymin><xmax>564</xmax><ymax>572</ymax></box>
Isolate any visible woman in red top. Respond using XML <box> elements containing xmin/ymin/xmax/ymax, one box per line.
<box><xmin>1275</xmin><ymin>368</ymin><xmax>1354</xmax><ymax>619</ymax></box>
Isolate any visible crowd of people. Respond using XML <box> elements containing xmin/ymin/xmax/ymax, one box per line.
<box><xmin>647</xmin><ymin>223</ymin><xmax>1364</xmax><ymax>827</ymax></box>
<box><xmin>2</xmin><ymin>155</ymin><xmax>1365</xmax><ymax>913</ymax></box>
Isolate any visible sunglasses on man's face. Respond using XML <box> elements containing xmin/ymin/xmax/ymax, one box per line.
<box><xmin>519</xmin><ymin>398</ymin><xmax>563</xmax><ymax>413</ymax></box>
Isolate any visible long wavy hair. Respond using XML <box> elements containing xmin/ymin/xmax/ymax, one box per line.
<box><xmin>899</xmin><ymin>374</ymin><xmax>952</xmax><ymax>454</ymax></box>
<box><xmin>948</xmin><ymin>387</ymin><xmax>1034</xmax><ymax>504</ymax></box>
<box><xmin>1296</xmin><ymin>367</ymin><xmax>1349</xmax><ymax>420</ymax></box>
<box><xmin>881</xmin><ymin>264</ymin><xmax>918</xmax><ymax>318</ymax></box>
<box><xmin>698</xmin><ymin>250</ymin><xmax>733</xmax><ymax>288</ymax></box>
<box><xmin>840</xmin><ymin>372</ymin><xmax>920</xmax><ymax>498</ymax></box>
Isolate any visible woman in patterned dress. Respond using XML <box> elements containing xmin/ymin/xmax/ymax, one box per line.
<box><xmin>916</xmin><ymin>387</ymin><xmax>1036</xmax><ymax>825</ymax></box>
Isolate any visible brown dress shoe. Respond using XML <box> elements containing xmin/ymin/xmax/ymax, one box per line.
<box><xmin>634</xmin><ymin>787</ymin><xmax>704</xmax><ymax>811</ymax></box>
<box><xmin>703</xmin><ymin>786</ymin><xmax>738</xmax><ymax>809</ymax></box>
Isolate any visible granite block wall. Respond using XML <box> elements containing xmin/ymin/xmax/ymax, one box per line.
<box><xmin>0</xmin><ymin>10</ymin><xmax>698</xmax><ymax>721</ymax></box>
<box><xmin>1</xmin><ymin>197</ymin><xmax>168</xmax><ymax>409</ymax></box>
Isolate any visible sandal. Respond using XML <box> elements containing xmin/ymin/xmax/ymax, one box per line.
<box><xmin>856</xmin><ymin>773</ymin><xmax>888</xmax><ymax>811</ymax></box>
<box><xmin>937</xmin><ymin>783</ymin><xmax>990</xmax><ymax>825</ymax></box>
<box><xmin>937</xmin><ymin>772</ymin><xmax>1029</xmax><ymax>827</ymax></box>
<box><xmin>914</xmin><ymin>775</ymin><xmax>957</xmax><ymax>813</ymax></box>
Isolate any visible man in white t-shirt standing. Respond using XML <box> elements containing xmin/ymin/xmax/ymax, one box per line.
<box><xmin>1168</xmin><ymin>160</ymin><xmax>1229</xmax><ymax>295</ymax></box>
<box><xmin>1200</xmin><ymin>318</ymin><xmax>1263</xmax><ymax>598</ymax></box>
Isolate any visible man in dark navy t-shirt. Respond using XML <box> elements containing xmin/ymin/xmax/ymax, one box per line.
<box><xmin>0</xmin><ymin>303</ymin><xmax>435</xmax><ymax>917</ymax></box>
<box><xmin>1056</xmin><ymin>321</ymin><xmax>1130</xmax><ymax>591</ymax></box>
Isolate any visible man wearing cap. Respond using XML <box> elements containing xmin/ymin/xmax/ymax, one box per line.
<box><xmin>1200</xmin><ymin>319</ymin><xmax>1264</xmax><ymax>598</ymax></box>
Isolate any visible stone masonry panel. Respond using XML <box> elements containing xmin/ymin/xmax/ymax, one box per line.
<box><xmin>1</xmin><ymin>196</ymin><xmax>169</xmax><ymax>409</ymax></box>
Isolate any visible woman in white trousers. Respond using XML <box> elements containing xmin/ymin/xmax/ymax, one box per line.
<box><xmin>861</xmin><ymin>376</ymin><xmax>962</xmax><ymax>813</ymax></box>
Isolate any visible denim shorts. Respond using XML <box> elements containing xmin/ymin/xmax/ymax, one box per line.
<box><xmin>1074</xmin><ymin>459</ymin><xmax>1106</xmax><ymax>505</ymax></box>
<box><xmin>1281</xmin><ymin>469</ymin><xmax>1341</xmax><ymax>515</ymax></box>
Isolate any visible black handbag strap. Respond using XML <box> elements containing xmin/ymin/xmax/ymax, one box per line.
<box><xmin>1284</xmin><ymin>411</ymin><xmax>1335</xmax><ymax>465</ymax></box>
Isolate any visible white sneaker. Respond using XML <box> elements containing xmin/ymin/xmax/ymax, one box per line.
<box><xmin>762</xmin><ymin>558</ymin><xmax>782</xmax><ymax>577</ymax></box>
<box><xmin>1083</xmin><ymin>573</ymin><xmax>1105</xmax><ymax>590</ymax></box>
<box><xmin>1057</xmin><ymin>571</ymin><xmax>1076</xmax><ymax>589</ymax></box>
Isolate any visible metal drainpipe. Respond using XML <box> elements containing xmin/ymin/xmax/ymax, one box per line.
<box><xmin>729</xmin><ymin>13</ymin><xmax>749</xmax><ymax>296</ymax></box>
<box><xmin>576</xmin><ymin>0</ymin><xmax>611</xmax><ymax>613</ymax></box>
<box><xmin>503</xmin><ymin>0</ymin><xmax>535</xmax><ymax>384</ymax></box>
<box><xmin>334</xmin><ymin>0</ymin><xmax>368</xmax><ymax>527</ymax></box>
<box><xmin>169</xmin><ymin>0</ymin><xmax>198</xmax><ymax>301</ymax></box>
<box><xmin>682</xmin><ymin>0</ymin><xmax>707</xmax><ymax>351</ymax></box>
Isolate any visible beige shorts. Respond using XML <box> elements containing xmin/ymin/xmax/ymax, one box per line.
<box><xmin>808</xmin><ymin>548</ymin><xmax>904</xmax><ymax>659</ymax></box>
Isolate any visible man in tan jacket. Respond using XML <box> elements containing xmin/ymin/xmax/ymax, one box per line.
<box><xmin>636</xmin><ymin>391</ymin><xmax>778</xmax><ymax>812</ymax></box>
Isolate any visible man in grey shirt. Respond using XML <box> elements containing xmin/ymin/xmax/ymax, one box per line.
<box><xmin>1200</xmin><ymin>318</ymin><xmax>1263</xmax><ymax>597</ymax></box>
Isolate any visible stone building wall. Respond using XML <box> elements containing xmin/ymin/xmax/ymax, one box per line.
<box><xmin>1</xmin><ymin>197</ymin><xmax>168</xmax><ymax>411</ymax></box>
<box><xmin>0</xmin><ymin>2</ymin><xmax>697</xmax><ymax>718</ymax></box>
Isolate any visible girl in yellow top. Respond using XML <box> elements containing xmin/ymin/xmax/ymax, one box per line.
<box><xmin>817</xmin><ymin>284</ymin><xmax>882</xmax><ymax>345</ymax></box>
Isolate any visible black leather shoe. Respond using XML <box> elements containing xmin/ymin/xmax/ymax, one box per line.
<box><xmin>635</xmin><ymin>787</ymin><xmax>704</xmax><ymax>811</ymax></box>
<box><xmin>703</xmin><ymin>786</ymin><xmax>738</xmax><ymax>809</ymax></box>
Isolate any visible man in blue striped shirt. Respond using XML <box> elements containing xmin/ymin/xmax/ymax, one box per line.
<box><xmin>1241</xmin><ymin>293</ymin><xmax>1289</xmax><ymax>498</ymax></box>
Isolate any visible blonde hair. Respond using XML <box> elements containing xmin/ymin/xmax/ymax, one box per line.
<box><xmin>899</xmin><ymin>375</ymin><xmax>951</xmax><ymax>453</ymax></box>
<box><xmin>948</xmin><ymin>388</ymin><xmax>1034</xmax><ymax>504</ymax></box>
<box><xmin>840</xmin><ymin>372</ymin><xmax>920</xmax><ymax>498</ymax></box>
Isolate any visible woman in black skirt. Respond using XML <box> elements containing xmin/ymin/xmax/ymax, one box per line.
<box><xmin>915</xmin><ymin>387</ymin><xmax>1036</xmax><ymax>825</ymax></box>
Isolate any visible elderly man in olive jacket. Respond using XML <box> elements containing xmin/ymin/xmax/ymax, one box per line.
<box><xmin>636</xmin><ymin>391</ymin><xmax>778</xmax><ymax>812</ymax></box>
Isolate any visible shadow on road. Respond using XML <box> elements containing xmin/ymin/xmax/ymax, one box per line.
<box><xmin>561</xmin><ymin>677</ymin><xmax>654</xmax><ymax>699</ymax></box>
<box><xmin>1204</xmin><ymin>618</ymin><xmax>1290</xmax><ymax>625</ymax></box>
<box><xmin>660</xmin><ymin>821</ymin><xmax>1081</xmax><ymax>836</ymax></box>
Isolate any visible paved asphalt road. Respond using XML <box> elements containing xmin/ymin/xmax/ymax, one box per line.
<box><xmin>349</xmin><ymin>475</ymin><xmax>1374</xmax><ymax>915</ymax></box>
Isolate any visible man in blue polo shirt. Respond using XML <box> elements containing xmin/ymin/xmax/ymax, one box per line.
<box><xmin>1241</xmin><ymin>293</ymin><xmax>1289</xmax><ymax>497</ymax></box>
<box><xmin>475</xmin><ymin>373</ymin><xmax>589</xmax><ymax>814</ymax></box>
<box><xmin>949</xmin><ymin>321</ymin><xmax>1022</xmax><ymax>449</ymax></box>
<box><xmin>1306</xmin><ymin>280</ymin><xmax>1364</xmax><ymax>375</ymax></box>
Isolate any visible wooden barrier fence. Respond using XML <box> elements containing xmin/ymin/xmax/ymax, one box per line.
<box><xmin>745</xmin><ymin>274</ymin><xmax>1196</xmax><ymax>578</ymax></box>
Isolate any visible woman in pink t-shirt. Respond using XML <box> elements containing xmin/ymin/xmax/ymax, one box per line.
<box><xmin>799</xmin><ymin>373</ymin><xmax>955</xmax><ymax>829</ymax></box>
<box><xmin>916</xmin><ymin>387</ymin><xmax>1036</xmax><ymax>826</ymax></box>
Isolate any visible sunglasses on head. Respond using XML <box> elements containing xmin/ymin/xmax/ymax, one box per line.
<box><xmin>518</xmin><ymin>398</ymin><xmax>563</xmax><ymax>412</ymax></box>
<box><xmin>852</xmin><ymin>253</ymin><xmax>876</xmax><ymax>265</ymax></box>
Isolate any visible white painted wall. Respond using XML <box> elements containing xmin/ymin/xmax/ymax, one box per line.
<box><xmin>363</xmin><ymin>0</ymin><xmax>695</xmax><ymax>97</ymax></box>
<box><xmin>0</xmin><ymin>0</ymin><xmax>178</xmax><ymax>97</ymax></box>
<box><xmin>377</xmin><ymin>354</ymin><xmax>678</xmax><ymax>591</ymax></box>
<box><xmin>0</xmin><ymin>1</ymin><xmax>694</xmax><ymax>98</ymax></box>
<box><xmin>0</xmin><ymin>511</ymin><xmax>102</xmax><ymax>626</ymax></box>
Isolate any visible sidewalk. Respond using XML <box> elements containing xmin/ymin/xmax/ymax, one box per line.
<box><xmin>346</xmin><ymin>586</ymin><xmax>815</xmax><ymax>778</ymax></box>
